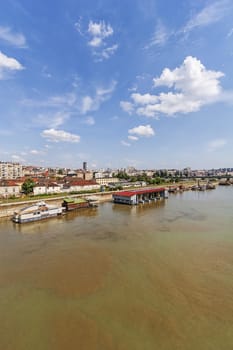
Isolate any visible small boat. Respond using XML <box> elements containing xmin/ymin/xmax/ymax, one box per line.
<box><xmin>168</xmin><ymin>186</ymin><xmax>177</xmax><ymax>193</ymax></box>
<box><xmin>218</xmin><ymin>180</ymin><xmax>231</xmax><ymax>186</ymax></box>
<box><xmin>85</xmin><ymin>196</ymin><xmax>99</xmax><ymax>207</ymax></box>
<box><xmin>206</xmin><ymin>183</ymin><xmax>216</xmax><ymax>190</ymax></box>
<box><xmin>12</xmin><ymin>201</ymin><xmax>63</xmax><ymax>223</ymax></box>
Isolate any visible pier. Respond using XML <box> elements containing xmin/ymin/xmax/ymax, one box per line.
<box><xmin>112</xmin><ymin>187</ymin><xmax>166</xmax><ymax>205</ymax></box>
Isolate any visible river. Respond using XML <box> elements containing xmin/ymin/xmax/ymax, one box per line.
<box><xmin>0</xmin><ymin>186</ymin><xmax>233</xmax><ymax>350</ymax></box>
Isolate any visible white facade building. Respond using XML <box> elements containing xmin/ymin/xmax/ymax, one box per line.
<box><xmin>0</xmin><ymin>181</ymin><xmax>21</xmax><ymax>198</ymax></box>
<box><xmin>0</xmin><ymin>162</ymin><xmax>23</xmax><ymax>179</ymax></box>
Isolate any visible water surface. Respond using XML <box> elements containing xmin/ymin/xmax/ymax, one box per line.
<box><xmin>0</xmin><ymin>186</ymin><xmax>233</xmax><ymax>350</ymax></box>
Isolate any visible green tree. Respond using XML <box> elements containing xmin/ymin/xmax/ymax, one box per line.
<box><xmin>154</xmin><ymin>177</ymin><xmax>161</xmax><ymax>184</ymax></box>
<box><xmin>22</xmin><ymin>179</ymin><xmax>35</xmax><ymax>195</ymax></box>
<box><xmin>130</xmin><ymin>176</ymin><xmax>137</xmax><ymax>182</ymax></box>
<box><xmin>117</xmin><ymin>171</ymin><xmax>129</xmax><ymax>180</ymax></box>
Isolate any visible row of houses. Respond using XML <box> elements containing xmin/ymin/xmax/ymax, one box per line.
<box><xmin>33</xmin><ymin>179</ymin><xmax>100</xmax><ymax>196</ymax></box>
<box><xmin>0</xmin><ymin>179</ymin><xmax>100</xmax><ymax>199</ymax></box>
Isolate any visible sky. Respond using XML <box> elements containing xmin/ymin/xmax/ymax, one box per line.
<box><xmin>0</xmin><ymin>0</ymin><xmax>233</xmax><ymax>170</ymax></box>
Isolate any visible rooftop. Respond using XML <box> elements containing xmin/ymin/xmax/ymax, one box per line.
<box><xmin>114</xmin><ymin>187</ymin><xmax>165</xmax><ymax>197</ymax></box>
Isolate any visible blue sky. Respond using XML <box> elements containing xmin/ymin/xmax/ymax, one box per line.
<box><xmin>0</xmin><ymin>0</ymin><xmax>233</xmax><ymax>170</ymax></box>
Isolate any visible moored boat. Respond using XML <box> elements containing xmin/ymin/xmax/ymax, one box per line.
<box><xmin>206</xmin><ymin>183</ymin><xmax>216</xmax><ymax>190</ymax></box>
<box><xmin>168</xmin><ymin>186</ymin><xmax>177</xmax><ymax>193</ymax></box>
<box><xmin>12</xmin><ymin>201</ymin><xmax>63</xmax><ymax>223</ymax></box>
<box><xmin>62</xmin><ymin>197</ymin><xmax>94</xmax><ymax>211</ymax></box>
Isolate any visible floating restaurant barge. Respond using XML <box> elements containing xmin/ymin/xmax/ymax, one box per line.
<box><xmin>12</xmin><ymin>201</ymin><xmax>63</xmax><ymax>223</ymax></box>
<box><xmin>62</xmin><ymin>197</ymin><xmax>91</xmax><ymax>211</ymax></box>
<box><xmin>62</xmin><ymin>197</ymin><xmax>98</xmax><ymax>211</ymax></box>
<box><xmin>113</xmin><ymin>187</ymin><xmax>167</xmax><ymax>205</ymax></box>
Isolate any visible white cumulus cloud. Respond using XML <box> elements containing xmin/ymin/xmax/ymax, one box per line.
<box><xmin>128</xmin><ymin>135</ymin><xmax>139</xmax><ymax>141</ymax></box>
<box><xmin>121</xmin><ymin>56</ymin><xmax>224</xmax><ymax>118</ymax></box>
<box><xmin>0</xmin><ymin>51</ymin><xmax>24</xmax><ymax>79</ymax></box>
<box><xmin>131</xmin><ymin>93</ymin><xmax>159</xmax><ymax>105</ymax></box>
<box><xmin>76</xmin><ymin>20</ymin><xmax>118</xmax><ymax>60</ymax></box>
<box><xmin>41</xmin><ymin>129</ymin><xmax>80</xmax><ymax>143</ymax></box>
<box><xmin>120</xmin><ymin>101</ymin><xmax>134</xmax><ymax>114</ymax></box>
<box><xmin>128</xmin><ymin>125</ymin><xmax>155</xmax><ymax>140</ymax></box>
<box><xmin>88</xmin><ymin>20</ymin><xmax>113</xmax><ymax>47</ymax></box>
<box><xmin>153</xmin><ymin>56</ymin><xmax>223</xmax><ymax>98</ymax></box>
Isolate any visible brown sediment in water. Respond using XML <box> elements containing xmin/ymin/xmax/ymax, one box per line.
<box><xmin>48</xmin><ymin>309</ymin><xmax>116</xmax><ymax>350</ymax></box>
<box><xmin>0</xmin><ymin>243</ymin><xmax>112</xmax><ymax>298</ymax></box>
<box><xmin>0</xmin><ymin>187</ymin><xmax>233</xmax><ymax>350</ymax></box>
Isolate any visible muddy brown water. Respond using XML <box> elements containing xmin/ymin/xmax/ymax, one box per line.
<box><xmin>0</xmin><ymin>186</ymin><xmax>233</xmax><ymax>350</ymax></box>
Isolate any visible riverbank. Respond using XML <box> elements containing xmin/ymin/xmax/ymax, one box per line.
<box><xmin>0</xmin><ymin>192</ymin><xmax>113</xmax><ymax>219</ymax></box>
<box><xmin>0</xmin><ymin>181</ymin><xmax>215</xmax><ymax>219</ymax></box>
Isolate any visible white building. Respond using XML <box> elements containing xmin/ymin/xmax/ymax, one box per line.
<box><xmin>33</xmin><ymin>182</ymin><xmax>62</xmax><ymax>196</ymax></box>
<box><xmin>95</xmin><ymin>177</ymin><xmax>119</xmax><ymax>186</ymax></box>
<box><xmin>0</xmin><ymin>180</ymin><xmax>21</xmax><ymax>198</ymax></box>
<box><xmin>67</xmin><ymin>180</ymin><xmax>100</xmax><ymax>192</ymax></box>
<box><xmin>0</xmin><ymin>162</ymin><xmax>23</xmax><ymax>179</ymax></box>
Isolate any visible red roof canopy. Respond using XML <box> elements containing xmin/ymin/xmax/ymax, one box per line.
<box><xmin>113</xmin><ymin>187</ymin><xmax>165</xmax><ymax>197</ymax></box>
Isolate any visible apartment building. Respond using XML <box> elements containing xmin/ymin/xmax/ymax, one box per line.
<box><xmin>95</xmin><ymin>177</ymin><xmax>119</xmax><ymax>186</ymax></box>
<box><xmin>0</xmin><ymin>162</ymin><xmax>23</xmax><ymax>179</ymax></box>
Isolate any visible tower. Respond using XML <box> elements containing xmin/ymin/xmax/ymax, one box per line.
<box><xmin>83</xmin><ymin>162</ymin><xmax>87</xmax><ymax>171</ymax></box>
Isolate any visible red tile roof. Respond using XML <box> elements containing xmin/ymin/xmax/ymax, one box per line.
<box><xmin>0</xmin><ymin>180</ymin><xmax>19</xmax><ymax>187</ymax></box>
<box><xmin>68</xmin><ymin>180</ymin><xmax>98</xmax><ymax>186</ymax></box>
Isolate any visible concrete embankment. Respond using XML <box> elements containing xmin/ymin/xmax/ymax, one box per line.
<box><xmin>0</xmin><ymin>192</ymin><xmax>113</xmax><ymax>219</ymax></box>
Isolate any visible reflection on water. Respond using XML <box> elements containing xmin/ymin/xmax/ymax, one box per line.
<box><xmin>0</xmin><ymin>187</ymin><xmax>233</xmax><ymax>350</ymax></box>
<box><xmin>63</xmin><ymin>206</ymin><xmax>98</xmax><ymax>222</ymax></box>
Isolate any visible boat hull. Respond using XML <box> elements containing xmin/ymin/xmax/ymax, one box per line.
<box><xmin>12</xmin><ymin>201</ymin><xmax>63</xmax><ymax>223</ymax></box>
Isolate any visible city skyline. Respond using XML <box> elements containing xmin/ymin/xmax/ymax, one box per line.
<box><xmin>0</xmin><ymin>0</ymin><xmax>233</xmax><ymax>169</ymax></box>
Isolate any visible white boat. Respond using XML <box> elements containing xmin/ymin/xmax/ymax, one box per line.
<box><xmin>12</xmin><ymin>201</ymin><xmax>63</xmax><ymax>223</ymax></box>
